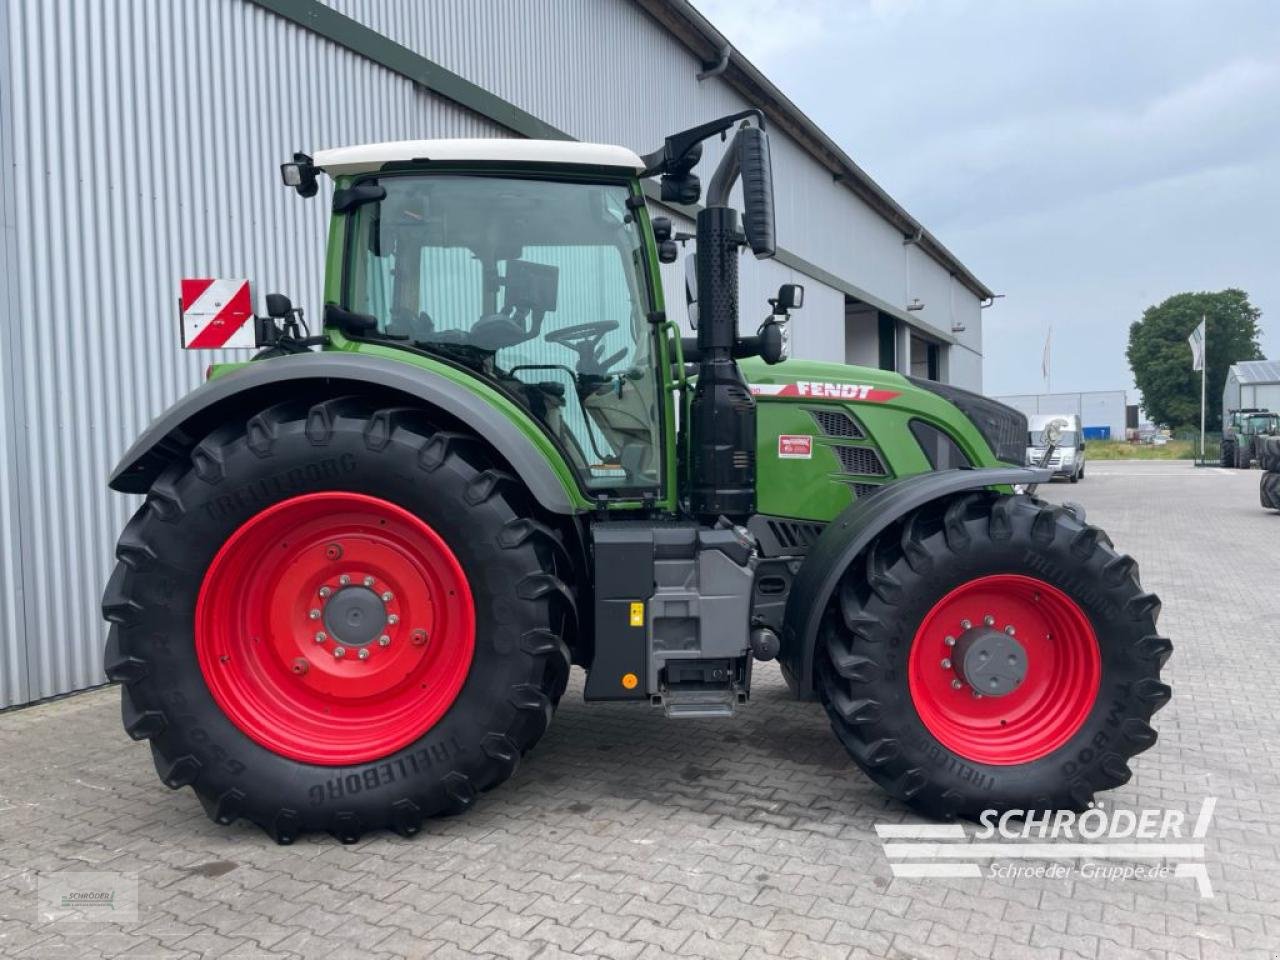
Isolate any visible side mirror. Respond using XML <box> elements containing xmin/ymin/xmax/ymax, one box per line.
<box><xmin>737</xmin><ymin>126</ymin><xmax>775</xmax><ymax>259</ymax></box>
<box><xmin>1044</xmin><ymin>418</ymin><xmax>1068</xmax><ymax>446</ymax></box>
<box><xmin>265</xmin><ymin>293</ymin><xmax>293</xmax><ymax>318</ymax></box>
<box><xmin>772</xmin><ymin>283</ymin><xmax>804</xmax><ymax>314</ymax></box>
<box><xmin>651</xmin><ymin>216</ymin><xmax>673</xmax><ymax>243</ymax></box>
<box><xmin>684</xmin><ymin>255</ymin><xmax>699</xmax><ymax>329</ymax></box>
<box><xmin>658</xmin><ymin>240</ymin><xmax>678</xmax><ymax>264</ymax></box>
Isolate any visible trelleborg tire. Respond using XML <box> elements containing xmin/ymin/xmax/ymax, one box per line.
<box><xmin>817</xmin><ymin>492</ymin><xmax>1171</xmax><ymax>820</ymax></box>
<box><xmin>1258</xmin><ymin>437</ymin><xmax>1280</xmax><ymax>473</ymax></box>
<box><xmin>102</xmin><ymin>397</ymin><xmax>574</xmax><ymax>843</ymax></box>
<box><xmin>1261</xmin><ymin>471</ymin><xmax>1280</xmax><ymax>510</ymax></box>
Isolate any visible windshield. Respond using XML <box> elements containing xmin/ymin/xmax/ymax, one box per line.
<box><xmin>1028</xmin><ymin>430</ymin><xmax>1078</xmax><ymax>447</ymax></box>
<box><xmin>345</xmin><ymin>174</ymin><xmax>661</xmax><ymax>494</ymax></box>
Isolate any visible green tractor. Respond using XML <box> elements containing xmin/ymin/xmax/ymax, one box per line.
<box><xmin>103</xmin><ymin>113</ymin><xmax>1171</xmax><ymax>843</ymax></box>
<box><xmin>1220</xmin><ymin>408</ymin><xmax>1280</xmax><ymax>468</ymax></box>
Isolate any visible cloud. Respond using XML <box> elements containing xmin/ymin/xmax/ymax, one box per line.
<box><xmin>694</xmin><ymin>0</ymin><xmax>1280</xmax><ymax>394</ymax></box>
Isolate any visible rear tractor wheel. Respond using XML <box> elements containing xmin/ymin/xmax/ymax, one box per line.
<box><xmin>102</xmin><ymin>398</ymin><xmax>574</xmax><ymax>842</ymax></box>
<box><xmin>818</xmin><ymin>493</ymin><xmax>1171</xmax><ymax>819</ymax></box>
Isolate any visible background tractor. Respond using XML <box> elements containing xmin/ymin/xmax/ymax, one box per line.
<box><xmin>1220</xmin><ymin>408</ymin><xmax>1280</xmax><ymax>468</ymax></box>
<box><xmin>103</xmin><ymin>113</ymin><xmax>1171</xmax><ymax>843</ymax></box>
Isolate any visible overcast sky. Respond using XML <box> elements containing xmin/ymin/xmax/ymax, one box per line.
<box><xmin>696</xmin><ymin>0</ymin><xmax>1280</xmax><ymax>397</ymax></box>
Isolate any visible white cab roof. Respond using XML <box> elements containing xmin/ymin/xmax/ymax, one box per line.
<box><xmin>313</xmin><ymin>138</ymin><xmax>646</xmax><ymax>175</ymax></box>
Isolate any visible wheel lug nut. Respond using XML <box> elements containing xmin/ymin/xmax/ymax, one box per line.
<box><xmin>378</xmin><ymin>635</ymin><xmax>391</xmax><ymax>647</ymax></box>
<box><xmin>984</xmin><ymin>614</ymin><xmax>995</xmax><ymax>626</ymax></box>
<box><xmin>960</xmin><ymin>619</ymin><xmax>972</xmax><ymax>630</ymax></box>
<box><xmin>363</xmin><ymin>576</ymin><xmax>375</xmax><ymax>587</ymax></box>
<box><xmin>357</xmin><ymin>648</ymin><xmax>370</xmax><ymax>660</ymax></box>
<box><xmin>941</xmin><ymin>658</ymin><xmax>952</xmax><ymax>669</ymax></box>
<box><xmin>387</xmin><ymin>614</ymin><xmax>399</xmax><ymax>625</ymax></box>
<box><xmin>339</xmin><ymin>574</ymin><xmax>351</xmax><ymax>586</ymax></box>
<box><xmin>951</xmin><ymin>679</ymin><xmax>963</xmax><ymax>690</ymax></box>
<box><xmin>333</xmin><ymin>646</ymin><xmax>346</xmax><ymax>659</ymax></box>
<box><xmin>318</xmin><ymin>586</ymin><xmax>332</xmax><ymax>599</ymax></box>
<box><xmin>308</xmin><ymin>609</ymin><xmax>321</xmax><ymax>620</ymax></box>
<box><xmin>944</xmin><ymin>635</ymin><xmax>956</xmax><ymax>647</ymax></box>
<box><xmin>314</xmin><ymin>631</ymin><xmax>327</xmax><ymax>643</ymax></box>
<box><xmin>381</xmin><ymin>591</ymin><xmax>393</xmax><ymax>602</ymax></box>
<box><xmin>972</xmin><ymin>690</ymin><xmax>983</xmax><ymax>699</ymax></box>
<box><xmin>1005</xmin><ymin>625</ymin><xmax>1016</xmax><ymax>636</ymax></box>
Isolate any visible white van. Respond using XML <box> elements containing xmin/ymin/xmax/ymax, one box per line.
<box><xmin>1025</xmin><ymin>413</ymin><xmax>1086</xmax><ymax>482</ymax></box>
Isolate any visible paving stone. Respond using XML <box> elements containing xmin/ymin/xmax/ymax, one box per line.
<box><xmin>0</xmin><ymin>463</ymin><xmax>1271</xmax><ymax>960</ymax></box>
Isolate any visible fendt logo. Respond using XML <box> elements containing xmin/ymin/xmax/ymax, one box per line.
<box><xmin>750</xmin><ymin>381</ymin><xmax>901</xmax><ymax>402</ymax></box>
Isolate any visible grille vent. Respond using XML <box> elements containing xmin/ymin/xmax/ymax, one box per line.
<box><xmin>766</xmin><ymin>520</ymin><xmax>826</xmax><ymax>550</ymax></box>
<box><xmin>834</xmin><ymin>445</ymin><xmax>887</xmax><ymax>476</ymax></box>
<box><xmin>851</xmin><ymin>482</ymin><xmax>883</xmax><ymax>498</ymax></box>
<box><xmin>809</xmin><ymin>409</ymin><xmax>864</xmax><ymax>438</ymax></box>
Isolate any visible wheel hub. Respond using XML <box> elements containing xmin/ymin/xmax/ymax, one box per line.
<box><xmin>322</xmin><ymin>586</ymin><xmax>387</xmax><ymax>647</ymax></box>
<box><xmin>952</xmin><ymin>626</ymin><xmax>1026</xmax><ymax>697</ymax></box>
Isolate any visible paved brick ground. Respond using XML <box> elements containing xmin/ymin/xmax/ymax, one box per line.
<box><xmin>1</xmin><ymin>461</ymin><xmax>1277</xmax><ymax>959</ymax></box>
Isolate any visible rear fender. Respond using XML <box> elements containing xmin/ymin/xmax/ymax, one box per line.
<box><xmin>109</xmin><ymin>352</ymin><xmax>583</xmax><ymax>514</ymax></box>
<box><xmin>779</xmin><ymin>466</ymin><xmax>1050</xmax><ymax>698</ymax></box>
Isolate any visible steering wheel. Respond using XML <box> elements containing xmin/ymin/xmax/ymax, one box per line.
<box><xmin>545</xmin><ymin>321</ymin><xmax>625</xmax><ymax>376</ymax></box>
<box><xmin>544</xmin><ymin>321</ymin><xmax>619</xmax><ymax>347</ymax></box>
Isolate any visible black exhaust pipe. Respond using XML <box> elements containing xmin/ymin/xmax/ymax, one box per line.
<box><xmin>689</xmin><ymin>202</ymin><xmax>755</xmax><ymax>519</ymax></box>
<box><xmin>688</xmin><ymin>124</ymin><xmax>775</xmax><ymax>520</ymax></box>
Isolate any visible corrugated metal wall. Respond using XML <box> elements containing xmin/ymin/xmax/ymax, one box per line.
<box><xmin>0</xmin><ymin>0</ymin><xmax>506</xmax><ymax>707</ymax></box>
<box><xmin>324</xmin><ymin>0</ymin><xmax>983</xmax><ymax>361</ymax></box>
<box><xmin>0</xmin><ymin>0</ymin><xmax>987</xmax><ymax>707</ymax></box>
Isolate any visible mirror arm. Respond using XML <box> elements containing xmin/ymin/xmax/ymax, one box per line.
<box><xmin>706</xmin><ymin>128</ymin><xmax>745</xmax><ymax>208</ymax></box>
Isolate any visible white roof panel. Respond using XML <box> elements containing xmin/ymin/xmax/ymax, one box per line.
<box><xmin>313</xmin><ymin>138</ymin><xmax>646</xmax><ymax>175</ymax></box>
<box><xmin>1233</xmin><ymin>359</ymin><xmax>1280</xmax><ymax>384</ymax></box>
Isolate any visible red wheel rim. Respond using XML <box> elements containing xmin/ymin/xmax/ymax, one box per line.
<box><xmin>908</xmin><ymin>574</ymin><xmax>1100</xmax><ymax>765</ymax></box>
<box><xmin>195</xmin><ymin>492</ymin><xmax>474</xmax><ymax>765</ymax></box>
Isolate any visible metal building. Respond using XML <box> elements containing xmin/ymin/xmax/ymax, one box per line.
<box><xmin>1223</xmin><ymin>360</ymin><xmax>1280</xmax><ymax>422</ymax></box>
<box><xmin>995</xmin><ymin>391</ymin><xmax>1128</xmax><ymax>441</ymax></box>
<box><xmin>0</xmin><ymin>0</ymin><xmax>992</xmax><ymax>708</ymax></box>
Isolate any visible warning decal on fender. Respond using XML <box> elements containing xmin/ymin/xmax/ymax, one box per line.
<box><xmin>778</xmin><ymin>435</ymin><xmax>813</xmax><ymax>459</ymax></box>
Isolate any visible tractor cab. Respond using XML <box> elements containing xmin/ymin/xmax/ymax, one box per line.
<box><xmin>326</xmin><ymin>150</ymin><xmax>665</xmax><ymax>495</ymax></box>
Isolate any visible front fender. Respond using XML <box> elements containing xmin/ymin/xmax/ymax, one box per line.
<box><xmin>109</xmin><ymin>351</ymin><xmax>584</xmax><ymax>514</ymax></box>
<box><xmin>779</xmin><ymin>466</ymin><xmax>1050</xmax><ymax>697</ymax></box>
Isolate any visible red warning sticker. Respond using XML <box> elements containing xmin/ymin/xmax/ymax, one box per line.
<box><xmin>778</xmin><ymin>435</ymin><xmax>813</xmax><ymax>459</ymax></box>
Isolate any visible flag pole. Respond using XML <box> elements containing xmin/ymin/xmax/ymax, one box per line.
<box><xmin>1200</xmin><ymin>314</ymin><xmax>1206</xmax><ymax>459</ymax></box>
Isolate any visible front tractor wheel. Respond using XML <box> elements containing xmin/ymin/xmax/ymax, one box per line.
<box><xmin>818</xmin><ymin>493</ymin><xmax>1171</xmax><ymax>819</ymax></box>
<box><xmin>102</xmin><ymin>399</ymin><xmax>574</xmax><ymax>842</ymax></box>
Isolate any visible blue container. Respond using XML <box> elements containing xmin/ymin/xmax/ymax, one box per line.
<box><xmin>1082</xmin><ymin>426</ymin><xmax>1111</xmax><ymax>441</ymax></box>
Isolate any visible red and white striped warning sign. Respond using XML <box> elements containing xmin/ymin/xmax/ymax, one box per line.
<box><xmin>180</xmin><ymin>278</ymin><xmax>256</xmax><ymax>349</ymax></box>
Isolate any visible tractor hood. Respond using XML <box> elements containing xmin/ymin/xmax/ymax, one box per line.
<box><xmin>740</xmin><ymin>357</ymin><xmax>1027</xmax><ymax>475</ymax></box>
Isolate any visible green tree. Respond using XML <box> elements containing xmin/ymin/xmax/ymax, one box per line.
<box><xmin>1127</xmin><ymin>289</ymin><xmax>1263</xmax><ymax>429</ymax></box>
